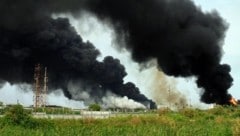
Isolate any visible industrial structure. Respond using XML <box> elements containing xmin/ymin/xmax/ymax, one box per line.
<box><xmin>33</xmin><ymin>64</ymin><xmax>48</xmax><ymax>110</ymax></box>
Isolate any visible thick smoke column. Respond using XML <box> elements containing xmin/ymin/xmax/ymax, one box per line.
<box><xmin>0</xmin><ymin>1</ymin><xmax>156</xmax><ymax>108</ymax></box>
<box><xmin>82</xmin><ymin>0</ymin><xmax>233</xmax><ymax>104</ymax></box>
<box><xmin>0</xmin><ymin>0</ymin><xmax>233</xmax><ymax>105</ymax></box>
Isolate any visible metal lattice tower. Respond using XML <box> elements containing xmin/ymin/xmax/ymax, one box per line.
<box><xmin>43</xmin><ymin>67</ymin><xmax>48</xmax><ymax>107</ymax></box>
<box><xmin>33</xmin><ymin>64</ymin><xmax>48</xmax><ymax>111</ymax></box>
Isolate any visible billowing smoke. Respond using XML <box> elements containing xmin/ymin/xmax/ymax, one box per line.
<box><xmin>0</xmin><ymin>1</ymin><xmax>156</xmax><ymax>108</ymax></box>
<box><xmin>82</xmin><ymin>0</ymin><xmax>233</xmax><ymax>104</ymax></box>
<box><xmin>102</xmin><ymin>92</ymin><xmax>146</xmax><ymax>109</ymax></box>
<box><xmin>146</xmin><ymin>66</ymin><xmax>187</xmax><ymax>108</ymax></box>
<box><xmin>0</xmin><ymin>0</ymin><xmax>233</xmax><ymax>105</ymax></box>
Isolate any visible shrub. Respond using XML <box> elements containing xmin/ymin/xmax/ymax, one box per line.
<box><xmin>89</xmin><ymin>104</ymin><xmax>101</xmax><ymax>111</ymax></box>
<box><xmin>3</xmin><ymin>104</ymin><xmax>31</xmax><ymax>126</ymax></box>
<box><xmin>3</xmin><ymin>104</ymin><xmax>54</xmax><ymax>129</ymax></box>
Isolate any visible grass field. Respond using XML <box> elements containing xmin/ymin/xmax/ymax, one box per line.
<box><xmin>0</xmin><ymin>106</ymin><xmax>240</xmax><ymax>136</ymax></box>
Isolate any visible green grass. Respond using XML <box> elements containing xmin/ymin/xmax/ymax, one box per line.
<box><xmin>0</xmin><ymin>106</ymin><xmax>240</xmax><ymax>136</ymax></box>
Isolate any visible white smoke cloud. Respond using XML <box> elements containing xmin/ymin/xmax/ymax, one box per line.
<box><xmin>67</xmin><ymin>80</ymin><xmax>90</xmax><ymax>100</ymax></box>
<box><xmin>102</xmin><ymin>92</ymin><xmax>146</xmax><ymax>109</ymax></box>
<box><xmin>0</xmin><ymin>82</ymin><xmax>85</xmax><ymax>109</ymax></box>
<box><xmin>47</xmin><ymin>89</ymin><xmax>86</xmax><ymax>109</ymax></box>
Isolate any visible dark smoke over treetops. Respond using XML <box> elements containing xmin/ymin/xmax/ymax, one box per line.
<box><xmin>0</xmin><ymin>2</ymin><xmax>156</xmax><ymax>108</ymax></box>
<box><xmin>0</xmin><ymin>0</ymin><xmax>233</xmax><ymax>105</ymax></box>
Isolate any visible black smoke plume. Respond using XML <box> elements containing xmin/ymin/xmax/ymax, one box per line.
<box><xmin>83</xmin><ymin>0</ymin><xmax>233</xmax><ymax>104</ymax></box>
<box><xmin>0</xmin><ymin>0</ymin><xmax>233</xmax><ymax>105</ymax></box>
<box><xmin>0</xmin><ymin>1</ymin><xmax>156</xmax><ymax>108</ymax></box>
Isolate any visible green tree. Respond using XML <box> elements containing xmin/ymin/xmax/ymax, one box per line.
<box><xmin>89</xmin><ymin>103</ymin><xmax>101</xmax><ymax>111</ymax></box>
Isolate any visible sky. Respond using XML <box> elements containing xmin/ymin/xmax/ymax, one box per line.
<box><xmin>0</xmin><ymin>0</ymin><xmax>239</xmax><ymax>108</ymax></box>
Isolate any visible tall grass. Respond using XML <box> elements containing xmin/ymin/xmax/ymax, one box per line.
<box><xmin>0</xmin><ymin>106</ymin><xmax>239</xmax><ymax>136</ymax></box>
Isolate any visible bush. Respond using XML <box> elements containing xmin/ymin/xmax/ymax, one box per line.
<box><xmin>3</xmin><ymin>104</ymin><xmax>31</xmax><ymax>126</ymax></box>
<box><xmin>3</xmin><ymin>104</ymin><xmax>54</xmax><ymax>129</ymax></box>
<box><xmin>89</xmin><ymin>104</ymin><xmax>101</xmax><ymax>111</ymax></box>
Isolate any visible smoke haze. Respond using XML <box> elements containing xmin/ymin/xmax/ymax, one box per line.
<box><xmin>146</xmin><ymin>67</ymin><xmax>187</xmax><ymax>108</ymax></box>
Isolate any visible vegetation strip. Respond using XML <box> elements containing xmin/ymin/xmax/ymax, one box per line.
<box><xmin>0</xmin><ymin>105</ymin><xmax>239</xmax><ymax>135</ymax></box>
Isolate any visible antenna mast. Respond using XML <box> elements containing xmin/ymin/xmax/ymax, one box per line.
<box><xmin>43</xmin><ymin>67</ymin><xmax>48</xmax><ymax>107</ymax></box>
<box><xmin>33</xmin><ymin>64</ymin><xmax>47</xmax><ymax>111</ymax></box>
